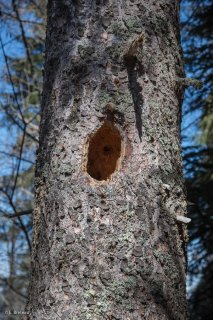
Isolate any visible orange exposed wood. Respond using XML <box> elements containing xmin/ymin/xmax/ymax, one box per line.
<box><xmin>87</xmin><ymin>121</ymin><xmax>122</xmax><ymax>181</ymax></box>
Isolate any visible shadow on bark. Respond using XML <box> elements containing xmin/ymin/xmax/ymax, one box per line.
<box><xmin>125</xmin><ymin>56</ymin><xmax>144</xmax><ymax>141</ymax></box>
<box><xmin>138</xmin><ymin>166</ymin><xmax>187</xmax><ymax>320</ymax></box>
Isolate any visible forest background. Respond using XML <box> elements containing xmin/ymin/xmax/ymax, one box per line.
<box><xmin>0</xmin><ymin>0</ymin><xmax>212</xmax><ymax>319</ymax></box>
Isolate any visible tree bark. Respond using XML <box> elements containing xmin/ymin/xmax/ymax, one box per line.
<box><xmin>27</xmin><ymin>0</ymin><xmax>188</xmax><ymax>319</ymax></box>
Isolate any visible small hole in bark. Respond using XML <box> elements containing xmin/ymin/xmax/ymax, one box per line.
<box><xmin>87</xmin><ymin>121</ymin><xmax>122</xmax><ymax>181</ymax></box>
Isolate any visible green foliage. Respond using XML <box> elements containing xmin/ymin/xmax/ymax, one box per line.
<box><xmin>199</xmin><ymin>95</ymin><xmax>213</xmax><ymax>145</ymax></box>
<box><xmin>181</xmin><ymin>0</ymin><xmax>213</xmax><ymax>318</ymax></box>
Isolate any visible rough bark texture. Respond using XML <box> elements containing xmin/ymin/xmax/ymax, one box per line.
<box><xmin>27</xmin><ymin>0</ymin><xmax>188</xmax><ymax>319</ymax></box>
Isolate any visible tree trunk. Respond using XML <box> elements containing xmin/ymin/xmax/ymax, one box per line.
<box><xmin>27</xmin><ymin>0</ymin><xmax>188</xmax><ymax>319</ymax></box>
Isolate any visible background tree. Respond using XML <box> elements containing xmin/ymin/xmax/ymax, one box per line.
<box><xmin>181</xmin><ymin>0</ymin><xmax>213</xmax><ymax>319</ymax></box>
<box><xmin>0</xmin><ymin>0</ymin><xmax>45</xmax><ymax>316</ymax></box>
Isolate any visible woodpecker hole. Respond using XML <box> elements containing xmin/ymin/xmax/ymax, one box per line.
<box><xmin>87</xmin><ymin>121</ymin><xmax>122</xmax><ymax>181</ymax></box>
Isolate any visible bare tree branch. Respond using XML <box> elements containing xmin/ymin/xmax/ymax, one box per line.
<box><xmin>0</xmin><ymin>36</ymin><xmax>26</xmax><ymax>124</ymax></box>
<box><xmin>0</xmin><ymin>101</ymin><xmax>39</xmax><ymax>143</ymax></box>
<box><xmin>0</xmin><ymin>188</ymin><xmax>31</xmax><ymax>251</ymax></box>
<box><xmin>3</xmin><ymin>209</ymin><xmax>32</xmax><ymax>219</ymax></box>
<box><xmin>12</xmin><ymin>0</ymin><xmax>34</xmax><ymax>74</ymax></box>
<box><xmin>0</xmin><ymin>277</ymin><xmax>27</xmax><ymax>299</ymax></box>
<box><xmin>0</xmin><ymin>10</ymin><xmax>44</xmax><ymax>25</ymax></box>
<box><xmin>11</xmin><ymin>126</ymin><xmax>26</xmax><ymax>200</ymax></box>
<box><xmin>0</xmin><ymin>150</ymin><xmax>34</xmax><ymax>165</ymax></box>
